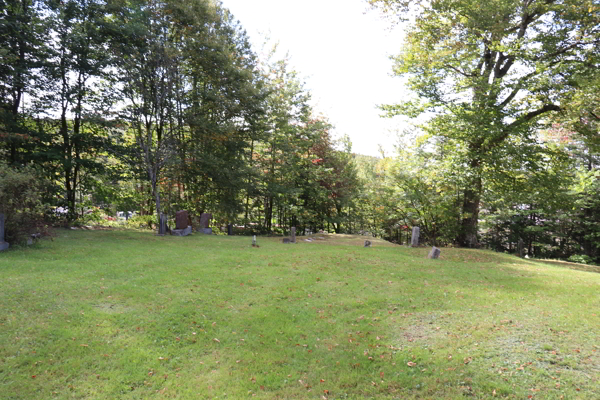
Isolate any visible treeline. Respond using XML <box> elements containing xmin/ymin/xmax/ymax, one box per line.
<box><xmin>2</xmin><ymin>0</ymin><xmax>599</xmax><ymax>265</ymax></box>
<box><xmin>0</xmin><ymin>0</ymin><xmax>361</xmax><ymax>238</ymax></box>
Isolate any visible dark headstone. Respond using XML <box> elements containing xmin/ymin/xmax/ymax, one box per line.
<box><xmin>228</xmin><ymin>224</ymin><xmax>233</xmax><ymax>236</ymax></box>
<box><xmin>158</xmin><ymin>214</ymin><xmax>167</xmax><ymax>236</ymax></box>
<box><xmin>517</xmin><ymin>239</ymin><xmax>524</xmax><ymax>258</ymax></box>
<box><xmin>175</xmin><ymin>210</ymin><xmax>188</xmax><ymax>230</ymax></box>
<box><xmin>202</xmin><ymin>228</ymin><xmax>212</xmax><ymax>235</ymax></box>
<box><xmin>428</xmin><ymin>246</ymin><xmax>441</xmax><ymax>259</ymax></box>
<box><xmin>199</xmin><ymin>213</ymin><xmax>212</xmax><ymax>229</ymax></box>
<box><xmin>364</xmin><ymin>240</ymin><xmax>372</xmax><ymax>248</ymax></box>
<box><xmin>282</xmin><ymin>238</ymin><xmax>291</xmax><ymax>244</ymax></box>
<box><xmin>0</xmin><ymin>213</ymin><xmax>9</xmax><ymax>251</ymax></box>
<box><xmin>411</xmin><ymin>226</ymin><xmax>420</xmax><ymax>247</ymax></box>
<box><xmin>291</xmin><ymin>227</ymin><xmax>296</xmax><ymax>243</ymax></box>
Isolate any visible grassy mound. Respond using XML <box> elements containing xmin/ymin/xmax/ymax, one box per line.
<box><xmin>1</xmin><ymin>231</ymin><xmax>599</xmax><ymax>399</ymax></box>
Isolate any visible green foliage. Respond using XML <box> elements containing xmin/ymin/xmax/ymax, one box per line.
<box><xmin>370</xmin><ymin>0</ymin><xmax>600</xmax><ymax>246</ymax></box>
<box><xmin>0</xmin><ymin>158</ymin><xmax>47</xmax><ymax>242</ymax></box>
<box><xmin>568</xmin><ymin>254</ymin><xmax>594</xmax><ymax>265</ymax></box>
<box><xmin>125</xmin><ymin>214</ymin><xmax>155</xmax><ymax>230</ymax></box>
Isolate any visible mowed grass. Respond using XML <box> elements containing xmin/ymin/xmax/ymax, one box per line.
<box><xmin>1</xmin><ymin>231</ymin><xmax>599</xmax><ymax>400</ymax></box>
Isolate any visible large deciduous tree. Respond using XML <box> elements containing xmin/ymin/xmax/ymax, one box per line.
<box><xmin>370</xmin><ymin>0</ymin><xmax>600</xmax><ymax>246</ymax></box>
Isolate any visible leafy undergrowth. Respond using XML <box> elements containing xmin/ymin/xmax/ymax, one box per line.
<box><xmin>0</xmin><ymin>231</ymin><xmax>599</xmax><ymax>399</ymax></box>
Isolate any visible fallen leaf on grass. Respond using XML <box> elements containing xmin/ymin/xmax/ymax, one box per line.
<box><xmin>213</xmin><ymin>338</ymin><xmax>220</xmax><ymax>343</ymax></box>
<box><xmin>407</xmin><ymin>362</ymin><xmax>416</xmax><ymax>367</ymax></box>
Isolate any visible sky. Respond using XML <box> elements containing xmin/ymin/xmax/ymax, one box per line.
<box><xmin>220</xmin><ymin>0</ymin><xmax>410</xmax><ymax>157</ymax></box>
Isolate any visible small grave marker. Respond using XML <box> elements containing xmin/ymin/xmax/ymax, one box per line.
<box><xmin>364</xmin><ymin>240</ymin><xmax>372</xmax><ymax>247</ymax></box>
<box><xmin>428</xmin><ymin>246</ymin><xmax>441</xmax><ymax>259</ymax></box>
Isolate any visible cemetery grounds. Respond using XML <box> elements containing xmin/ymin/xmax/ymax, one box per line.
<box><xmin>0</xmin><ymin>230</ymin><xmax>599</xmax><ymax>399</ymax></box>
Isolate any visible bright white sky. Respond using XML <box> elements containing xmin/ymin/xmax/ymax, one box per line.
<box><xmin>220</xmin><ymin>0</ymin><xmax>410</xmax><ymax>157</ymax></box>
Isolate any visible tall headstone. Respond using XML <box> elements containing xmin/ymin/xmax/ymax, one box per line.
<box><xmin>428</xmin><ymin>246</ymin><xmax>441</xmax><ymax>259</ymax></box>
<box><xmin>411</xmin><ymin>226</ymin><xmax>420</xmax><ymax>247</ymax></box>
<box><xmin>517</xmin><ymin>239</ymin><xmax>525</xmax><ymax>258</ymax></box>
<box><xmin>228</xmin><ymin>224</ymin><xmax>233</xmax><ymax>236</ymax></box>
<box><xmin>199</xmin><ymin>213</ymin><xmax>212</xmax><ymax>229</ymax></box>
<box><xmin>158</xmin><ymin>213</ymin><xmax>167</xmax><ymax>236</ymax></box>
<box><xmin>291</xmin><ymin>227</ymin><xmax>296</xmax><ymax>243</ymax></box>
<box><xmin>0</xmin><ymin>213</ymin><xmax>9</xmax><ymax>251</ymax></box>
<box><xmin>175</xmin><ymin>210</ymin><xmax>188</xmax><ymax>230</ymax></box>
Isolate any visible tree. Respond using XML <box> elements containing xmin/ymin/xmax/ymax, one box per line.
<box><xmin>370</xmin><ymin>0</ymin><xmax>600</xmax><ymax>246</ymax></box>
<box><xmin>39</xmin><ymin>0</ymin><xmax>113</xmax><ymax>220</ymax></box>
<box><xmin>0</xmin><ymin>0</ymin><xmax>48</xmax><ymax>163</ymax></box>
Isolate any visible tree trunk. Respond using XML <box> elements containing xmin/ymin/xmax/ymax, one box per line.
<box><xmin>458</xmin><ymin>173</ymin><xmax>482</xmax><ymax>247</ymax></box>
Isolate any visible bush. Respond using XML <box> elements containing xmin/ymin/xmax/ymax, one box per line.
<box><xmin>0</xmin><ymin>160</ymin><xmax>47</xmax><ymax>243</ymax></box>
<box><xmin>567</xmin><ymin>254</ymin><xmax>594</xmax><ymax>265</ymax></box>
<box><xmin>126</xmin><ymin>214</ymin><xmax>155</xmax><ymax>230</ymax></box>
<box><xmin>77</xmin><ymin>207</ymin><xmax>107</xmax><ymax>226</ymax></box>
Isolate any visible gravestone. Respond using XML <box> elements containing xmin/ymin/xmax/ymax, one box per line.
<box><xmin>158</xmin><ymin>214</ymin><xmax>167</xmax><ymax>236</ymax></box>
<box><xmin>228</xmin><ymin>224</ymin><xmax>233</xmax><ymax>236</ymax></box>
<box><xmin>411</xmin><ymin>226</ymin><xmax>420</xmax><ymax>247</ymax></box>
<box><xmin>199</xmin><ymin>213</ymin><xmax>212</xmax><ymax>228</ymax></box>
<box><xmin>172</xmin><ymin>226</ymin><xmax>192</xmax><ymax>236</ymax></box>
<box><xmin>364</xmin><ymin>240</ymin><xmax>372</xmax><ymax>248</ymax></box>
<box><xmin>428</xmin><ymin>246</ymin><xmax>441</xmax><ymax>259</ymax></box>
<box><xmin>0</xmin><ymin>214</ymin><xmax>8</xmax><ymax>251</ymax></box>
<box><xmin>282</xmin><ymin>238</ymin><xmax>291</xmax><ymax>244</ymax></box>
<box><xmin>202</xmin><ymin>228</ymin><xmax>212</xmax><ymax>235</ymax></box>
<box><xmin>175</xmin><ymin>210</ymin><xmax>188</xmax><ymax>230</ymax></box>
<box><xmin>291</xmin><ymin>227</ymin><xmax>296</xmax><ymax>243</ymax></box>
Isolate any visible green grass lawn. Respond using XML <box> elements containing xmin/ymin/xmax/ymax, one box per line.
<box><xmin>1</xmin><ymin>230</ymin><xmax>599</xmax><ymax>399</ymax></box>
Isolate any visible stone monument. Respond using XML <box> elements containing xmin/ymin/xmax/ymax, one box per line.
<box><xmin>291</xmin><ymin>227</ymin><xmax>296</xmax><ymax>243</ymax></box>
<box><xmin>171</xmin><ymin>210</ymin><xmax>192</xmax><ymax>236</ymax></box>
<box><xmin>428</xmin><ymin>246</ymin><xmax>441</xmax><ymax>259</ymax></box>
<box><xmin>228</xmin><ymin>224</ymin><xmax>233</xmax><ymax>236</ymax></box>
<box><xmin>158</xmin><ymin>214</ymin><xmax>167</xmax><ymax>236</ymax></box>
<box><xmin>175</xmin><ymin>210</ymin><xmax>188</xmax><ymax>230</ymax></box>
<box><xmin>199</xmin><ymin>213</ymin><xmax>212</xmax><ymax>234</ymax></box>
<box><xmin>364</xmin><ymin>240</ymin><xmax>372</xmax><ymax>248</ymax></box>
<box><xmin>411</xmin><ymin>226</ymin><xmax>420</xmax><ymax>247</ymax></box>
<box><xmin>0</xmin><ymin>213</ymin><xmax>9</xmax><ymax>251</ymax></box>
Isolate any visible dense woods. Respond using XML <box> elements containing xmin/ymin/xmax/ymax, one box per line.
<box><xmin>1</xmin><ymin>0</ymin><xmax>599</xmax><ymax>264</ymax></box>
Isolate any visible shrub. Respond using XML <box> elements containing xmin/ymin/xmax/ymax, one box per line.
<box><xmin>567</xmin><ymin>254</ymin><xmax>594</xmax><ymax>265</ymax></box>
<box><xmin>0</xmin><ymin>160</ymin><xmax>47</xmax><ymax>243</ymax></box>
<box><xmin>126</xmin><ymin>214</ymin><xmax>155</xmax><ymax>230</ymax></box>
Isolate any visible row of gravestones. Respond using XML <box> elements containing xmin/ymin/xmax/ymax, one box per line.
<box><xmin>158</xmin><ymin>211</ymin><xmax>214</xmax><ymax>236</ymax></box>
